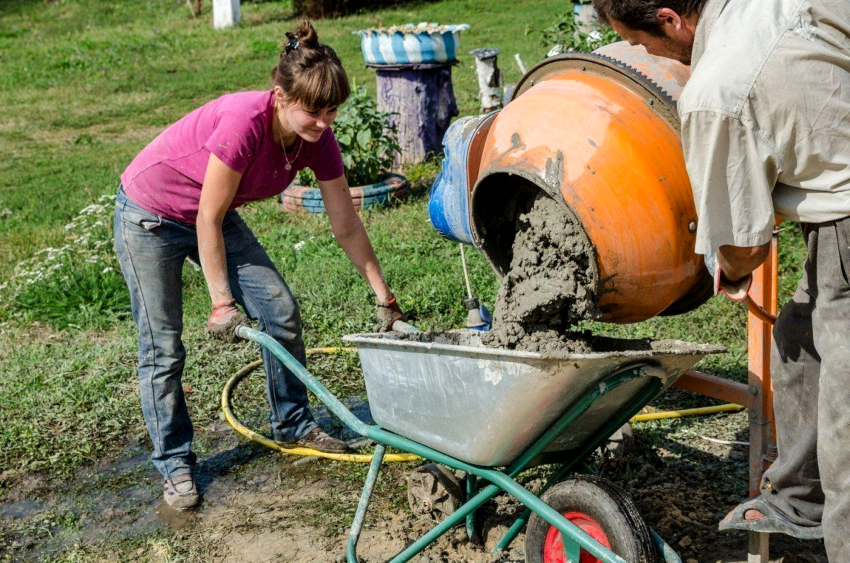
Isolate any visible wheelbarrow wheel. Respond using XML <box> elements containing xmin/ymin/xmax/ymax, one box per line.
<box><xmin>525</xmin><ymin>475</ymin><xmax>656</xmax><ymax>563</ymax></box>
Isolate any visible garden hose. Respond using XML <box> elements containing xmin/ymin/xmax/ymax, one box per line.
<box><xmin>223</xmin><ymin>349</ymin><xmax>745</xmax><ymax>462</ymax></box>
<box><xmin>221</xmin><ymin>348</ymin><xmax>420</xmax><ymax>463</ymax></box>
<box><xmin>630</xmin><ymin>402</ymin><xmax>744</xmax><ymax>422</ymax></box>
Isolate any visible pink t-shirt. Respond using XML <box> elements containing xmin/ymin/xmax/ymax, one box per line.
<box><xmin>121</xmin><ymin>90</ymin><xmax>344</xmax><ymax>223</ymax></box>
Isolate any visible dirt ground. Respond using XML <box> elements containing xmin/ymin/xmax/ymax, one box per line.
<box><xmin>0</xmin><ymin>400</ymin><xmax>829</xmax><ymax>563</ymax></box>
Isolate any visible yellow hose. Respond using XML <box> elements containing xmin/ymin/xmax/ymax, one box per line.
<box><xmin>631</xmin><ymin>402</ymin><xmax>744</xmax><ymax>422</ymax></box>
<box><xmin>221</xmin><ymin>350</ymin><xmax>419</xmax><ymax>463</ymax></box>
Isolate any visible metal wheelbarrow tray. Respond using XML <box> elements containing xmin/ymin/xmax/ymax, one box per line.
<box><xmin>237</xmin><ymin>325</ymin><xmax>722</xmax><ymax>563</ymax></box>
<box><xmin>344</xmin><ymin>331</ymin><xmax>722</xmax><ymax>467</ymax></box>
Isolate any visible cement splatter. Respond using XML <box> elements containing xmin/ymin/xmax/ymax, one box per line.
<box><xmin>483</xmin><ymin>191</ymin><xmax>599</xmax><ymax>353</ymax></box>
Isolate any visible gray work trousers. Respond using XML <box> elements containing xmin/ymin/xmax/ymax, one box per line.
<box><xmin>761</xmin><ymin>216</ymin><xmax>850</xmax><ymax>561</ymax></box>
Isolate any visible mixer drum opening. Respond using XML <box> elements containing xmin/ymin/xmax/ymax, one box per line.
<box><xmin>470</xmin><ymin>172</ymin><xmax>599</xmax><ymax>298</ymax></box>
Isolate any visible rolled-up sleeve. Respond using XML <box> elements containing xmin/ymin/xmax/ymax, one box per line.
<box><xmin>681</xmin><ymin>109</ymin><xmax>781</xmax><ymax>255</ymax></box>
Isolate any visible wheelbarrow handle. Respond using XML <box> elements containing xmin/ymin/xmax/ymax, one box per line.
<box><xmin>392</xmin><ymin>320</ymin><xmax>421</xmax><ymax>332</ymax></box>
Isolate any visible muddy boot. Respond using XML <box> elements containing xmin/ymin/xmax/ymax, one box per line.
<box><xmin>289</xmin><ymin>427</ymin><xmax>351</xmax><ymax>453</ymax></box>
<box><xmin>163</xmin><ymin>473</ymin><xmax>200</xmax><ymax>511</ymax></box>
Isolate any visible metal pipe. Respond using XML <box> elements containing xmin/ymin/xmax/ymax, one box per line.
<box><xmin>466</xmin><ymin>474</ymin><xmax>479</xmax><ymax>542</ymax></box>
<box><xmin>347</xmin><ymin>444</ymin><xmax>386</xmax><ymax>562</ymax></box>
<box><xmin>744</xmin><ymin>295</ymin><xmax>777</xmax><ymax>325</ymax></box>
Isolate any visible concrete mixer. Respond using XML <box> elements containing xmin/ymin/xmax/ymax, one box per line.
<box><xmin>429</xmin><ymin>42</ymin><xmax>712</xmax><ymax>324</ymax></box>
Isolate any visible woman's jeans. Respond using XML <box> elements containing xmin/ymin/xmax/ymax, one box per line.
<box><xmin>113</xmin><ymin>188</ymin><xmax>315</xmax><ymax>479</ymax></box>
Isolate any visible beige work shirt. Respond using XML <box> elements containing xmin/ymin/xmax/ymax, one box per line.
<box><xmin>679</xmin><ymin>0</ymin><xmax>850</xmax><ymax>254</ymax></box>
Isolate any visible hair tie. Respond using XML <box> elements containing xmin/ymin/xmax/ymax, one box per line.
<box><xmin>284</xmin><ymin>32</ymin><xmax>299</xmax><ymax>54</ymax></box>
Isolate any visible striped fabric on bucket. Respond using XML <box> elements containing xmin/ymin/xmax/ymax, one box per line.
<box><xmin>353</xmin><ymin>24</ymin><xmax>469</xmax><ymax>65</ymax></box>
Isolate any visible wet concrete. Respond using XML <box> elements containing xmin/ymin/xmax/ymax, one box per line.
<box><xmin>481</xmin><ymin>190</ymin><xmax>599</xmax><ymax>353</ymax></box>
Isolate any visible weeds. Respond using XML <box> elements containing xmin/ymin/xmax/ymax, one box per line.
<box><xmin>2</xmin><ymin>195</ymin><xmax>128</xmax><ymax>330</ymax></box>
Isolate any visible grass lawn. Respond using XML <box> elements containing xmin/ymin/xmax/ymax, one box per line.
<box><xmin>0</xmin><ymin>0</ymin><xmax>810</xmax><ymax>560</ymax></box>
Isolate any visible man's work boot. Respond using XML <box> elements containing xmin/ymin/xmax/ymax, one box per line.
<box><xmin>285</xmin><ymin>427</ymin><xmax>351</xmax><ymax>453</ymax></box>
<box><xmin>163</xmin><ymin>473</ymin><xmax>200</xmax><ymax>511</ymax></box>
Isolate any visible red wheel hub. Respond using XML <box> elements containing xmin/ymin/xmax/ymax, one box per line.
<box><xmin>543</xmin><ymin>511</ymin><xmax>611</xmax><ymax>563</ymax></box>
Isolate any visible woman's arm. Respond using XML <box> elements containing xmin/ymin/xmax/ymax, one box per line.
<box><xmin>318</xmin><ymin>174</ymin><xmax>394</xmax><ymax>301</ymax></box>
<box><xmin>198</xmin><ymin>154</ymin><xmax>247</xmax><ymax>340</ymax></box>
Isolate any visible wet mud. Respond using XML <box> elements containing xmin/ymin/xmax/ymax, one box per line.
<box><xmin>481</xmin><ymin>190</ymin><xmax>599</xmax><ymax>353</ymax></box>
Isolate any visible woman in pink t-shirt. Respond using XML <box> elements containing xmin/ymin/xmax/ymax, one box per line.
<box><xmin>114</xmin><ymin>21</ymin><xmax>404</xmax><ymax>510</ymax></box>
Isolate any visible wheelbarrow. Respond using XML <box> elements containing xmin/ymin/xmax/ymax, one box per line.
<box><xmin>236</xmin><ymin>325</ymin><xmax>722</xmax><ymax>562</ymax></box>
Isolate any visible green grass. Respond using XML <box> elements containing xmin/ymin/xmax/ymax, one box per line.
<box><xmin>0</xmin><ymin>0</ymin><xmax>808</xmax><ymax>520</ymax></box>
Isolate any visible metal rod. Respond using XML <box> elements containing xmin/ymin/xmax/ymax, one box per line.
<box><xmin>746</xmin><ymin>236</ymin><xmax>778</xmax><ymax>563</ymax></box>
<box><xmin>347</xmin><ymin>444</ymin><xmax>386</xmax><ymax>562</ymax></box>
<box><xmin>460</xmin><ymin>243</ymin><xmax>474</xmax><ymax>299</ymax></box>
<box><xmin>514</xmin><ymin>53</ymin><xmax>527</xmax><ymax>74</ymax></box>
<box><xmin>466</xmin><ymin>474</ymin><xmax>479</xmax><ymax>542</ymax></box>
<box><xmin>650</xmin><ymin>528</ymin><xmax>682</xmax><ymax>563</ymax></box>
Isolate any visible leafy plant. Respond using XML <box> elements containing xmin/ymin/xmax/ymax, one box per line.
<box><xmin>535</xmin><ymin>10</ymin><xmax>620</xmax><ymax>53</ymax></box>
<box><xmin>2</xmin><ymin>194</ymin><xmax>130</xmax><ymax>330</ymax></box>
<box><xmin>297</xmin><ymin>85</ymin><xmax>400</xmax><ymax>188</ymax></box>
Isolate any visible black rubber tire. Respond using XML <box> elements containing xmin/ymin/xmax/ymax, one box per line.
<box><xmin>525</xmin><ymin>475</ymin><xmax>657</xmax><ymax>563</ymax></box>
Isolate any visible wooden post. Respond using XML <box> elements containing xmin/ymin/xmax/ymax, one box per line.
<box><xmin>370</xmin><ymin>62</ymin><xmax>459</xmax><ymax>166</ymax></box>
<box><xmin>213</xmin><ymin>0</ymin><xmax>240</xmax><ymax>29</ymax></box>
<box><xmin>469</xmin><ymin>48</ymin><xmax>503</xmax><ymax>113</ymax></box>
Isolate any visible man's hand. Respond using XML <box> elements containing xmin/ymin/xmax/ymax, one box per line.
<box><xmin>207</xmin><ymin>299</ymin><xmax>249</xmax><ymax>343</ymax></box>
<box><xmin>704</xmin><ymin>253</ymin><xmax>752</xmax><ymax>302</ymax></box>
<box><xmin>375</xmin><ymin>294</ymin><xmax>405</xmax><ymax>332</ymax></box>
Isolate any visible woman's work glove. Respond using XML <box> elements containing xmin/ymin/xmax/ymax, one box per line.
<box><xmin>207</xmin><ymin>299</ymin><xmax>249</xmax><ymax>343</ymax></box>
<box><xmin>375</xmin><ymin>294</ymin><xmax>405</xmax><ymax>332</ymax></box>
<box><xmin>704</xmin><ymin>252</ymin><xmax>751</xmax><ymax>302</ymax></box>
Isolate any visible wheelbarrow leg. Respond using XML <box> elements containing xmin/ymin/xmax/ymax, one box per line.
<box><xmin>650</xmin><ymin>528</ymin><xmax>682</xmax><ymax>563</ymax></box>
<box><xmin>347</xmin><ymin>444</ymin><xmax>386</xmax><ymax>563</ymax></box>
<box><xmin>466</xmin><ymin>474</ymin><xmax>480</xmax><ymax>542</ymax></box>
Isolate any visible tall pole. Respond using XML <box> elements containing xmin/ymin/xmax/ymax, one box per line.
<box><xmin>746</xmin><ymin>234</ymin><xmax>778</xmax><ymax>562</ymax></box>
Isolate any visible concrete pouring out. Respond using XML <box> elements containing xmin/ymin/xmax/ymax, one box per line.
<box><xmin>481</xmin><ymin>189</ymin><xmax>600</xmax><ymax>353</ymax></box>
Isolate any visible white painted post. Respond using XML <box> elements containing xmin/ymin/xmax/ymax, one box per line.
<box><xmin>469</xmin><ymin>48</ymin><xmax>503</xmax><ymax>113</ymax></box>
<box><xmin>213</xmin><ymin>0</ymin><xmax>240</xmax><ymax>29</ymax></box>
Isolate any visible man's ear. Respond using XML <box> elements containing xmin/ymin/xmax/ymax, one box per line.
<box><xmin>656</xmin><ymin>7</ymin><xmax>684</xmax><ymax>31</ymax></box>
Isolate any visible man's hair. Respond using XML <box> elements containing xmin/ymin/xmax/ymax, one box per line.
<box><xmin>592</xmin><ymin>0</ymin><xmax>708</xmax><ymax>35</ymax></box>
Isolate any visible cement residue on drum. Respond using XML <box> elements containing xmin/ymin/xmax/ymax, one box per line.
<box><xmin>482</xmin><ymin>191</ymin><xmax>599</xmax><ymax>353</ymax></box>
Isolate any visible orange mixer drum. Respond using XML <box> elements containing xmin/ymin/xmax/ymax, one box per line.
<box><xmin>470</xmin><ymin>43</ymin><xmax>712</xmax><ymax>323</ymax></box>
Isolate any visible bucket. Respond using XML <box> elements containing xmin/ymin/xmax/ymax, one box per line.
<box><xmin>428</xmin><ymin>112</ymin><xmax>497</xmax><ymax>246</ymax></box>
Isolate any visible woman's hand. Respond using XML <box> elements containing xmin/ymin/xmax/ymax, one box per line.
<box><xmin>198</xmin><ymin>154</ymin><xmax>243</xmax><ymax>332</ymax></box>
<box><xmin>375</xmin><ymin>294</ymin><xmax>406</xmax><ymax>332</ymax></box>
<box><xmin>318</xmin><ymin>174</ymin><xmax>398</xmax><ymax>309</ymax></box>
<box><xmin>207</xmin><ymin>299</ymin><xmax>249</xmax><ymax>342</ymax></box>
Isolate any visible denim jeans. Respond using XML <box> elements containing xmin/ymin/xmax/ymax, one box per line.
<box><xmin>113</xmin><ymin>188</ymin><xmax>316</xmax><ymax>479</ymax></box>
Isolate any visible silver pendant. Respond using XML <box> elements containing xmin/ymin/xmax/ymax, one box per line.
<box><xmin>285</xmin><ymin>163</ymin><xmax>292</xmax><ymax>171</ymax></box>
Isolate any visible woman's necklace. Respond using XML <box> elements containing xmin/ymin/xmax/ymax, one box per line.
<box><xmin>276</xmin><ymin>106</ymin><xmax>302</xmax><ymax>171</ymax></box>
<box><xmin>282</xmin><ymin>136</ymin><xmax>302</xmax><ymax>171</ymax></box>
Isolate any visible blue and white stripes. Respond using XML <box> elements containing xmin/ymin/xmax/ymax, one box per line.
<box><xmin>354</xmin><ymin>23</ymin><xmax>470</xmax><ymax>65</ymax></box>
